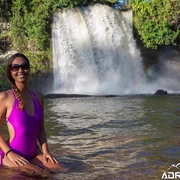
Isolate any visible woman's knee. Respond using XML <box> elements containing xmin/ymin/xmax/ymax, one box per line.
<box><xmin>32</xmin><ymin>154</ymin><xmax>68</xmax><ymax>173</ymax></box>
<box><xmin>23</xmin><ymin>162</ymin><xmax>49</xmax><ymax>175</ymax></box>
<box><xmin>2</xmin><ymin>155</ymin><xmax>50</xmax><ymax>177</ymax></box>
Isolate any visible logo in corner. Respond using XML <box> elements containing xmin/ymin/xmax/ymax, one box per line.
<box><xmin>162</xmin><ymin>163</ymin><xmax>180</xmax><ymax>179</ymax></box>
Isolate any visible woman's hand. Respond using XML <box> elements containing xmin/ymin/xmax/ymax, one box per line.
<box><xmin>42</xmin><ymin>151</ymin><xmax>58</xmax><ymax>164</ymax></box>
<box><xmin>42</xmin><ymin>151</ymin><xmax>69</xmax><ymax>173</ymax></box>
<box><xmin>7</xmin><ymin>151</ymin><xmax>29</xmax><ymax>166</ymax></box>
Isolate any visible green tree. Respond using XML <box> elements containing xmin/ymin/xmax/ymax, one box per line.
<box><xmin>0</xmin><ymin>64</ymin><xmax>10</xmax><ymax>91</ymax></box>
<box><xmin>130</xmin><ymin>0</ymin><xmax>180</xmax><ymax>49</ymax></box>
<box><xmin>10</xmin><ymin>0</ymin><xmax>52</xmax><ymax>51</ymax></box>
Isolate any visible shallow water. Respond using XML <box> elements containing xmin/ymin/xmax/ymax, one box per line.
<box><xmin>1</xmin><ymin>94</ymin><xmax>180</xmax><ymax>179</ymax></box>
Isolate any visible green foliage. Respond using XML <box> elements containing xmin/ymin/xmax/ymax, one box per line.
<box><xmin>0</xmin><ymin>0</ymin><xmax>12</xmax><ymax>51</ymax></box>
<box><xmin>24</xmin><ymin>51</ymin><xmax>48</xmax><ymax>74</ymax></box>
<box><xmin>51</xmin><ymin>0</ymin><xmax>118</xmax><ymax>9</ymax></box>
<box><xmin>10</xmin><ymin>0</ymin><xmax>52</xmax><ymax>51</ymax></box>
<box><xmin>0</xmin><ymin>0</ymin><xmax>12</xmax><ymax>21</ymax></box>
<box><xmin>1</xmin><ymin>0</ymin><xmax>179</xmax><ymax>61</ymax></box>
<box><xmin>0</xmin><ymin>64</ymin><xmax>10</xmax><ymax>91</ymax></box>
<box><xmin>7</xmin><ymin>0</ymin><xmax>53</xmax><ymax>74</ymax></box>
<box><xmin>130</xmin><ymin>0</ymin><xmax>180</xmax><ymax>49</ymax></box>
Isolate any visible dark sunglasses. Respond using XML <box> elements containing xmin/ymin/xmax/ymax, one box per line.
<box><xmin>10</xmin><ymin>63</ymin><xmax>30</xmax><ymax>72</ymax></box>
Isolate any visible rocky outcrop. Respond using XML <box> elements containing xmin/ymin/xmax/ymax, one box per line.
<box><xmin>0</xmin><ymin>50</ymin><xmax>17</xmax><ymax>64</ymax></box>
<box><xmin>154</xmin><ymin>89</ymin><xmax>168</xmax><ymax>95</ymax></box>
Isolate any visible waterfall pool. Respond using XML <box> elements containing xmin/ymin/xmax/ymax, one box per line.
<box><xmin>1</xmin><ymin>94</ymin><xmax>180</xmax><ymax>179</ymax></box>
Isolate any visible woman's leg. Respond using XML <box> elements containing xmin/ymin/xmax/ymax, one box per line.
<box><xmin>2</xmin><ymin>155</ymin><xmax>49</xmax><ymax>177</ymax></box>
<box><xmin>31</xmin><ymin>154</ymin><xmax>68</xmax><ymax>173</ymax></box>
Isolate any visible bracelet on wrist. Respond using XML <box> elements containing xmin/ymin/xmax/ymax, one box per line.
<box><xmin>6</xmin><ymin>149</ymin><xmax>12</xmax><ymax>156</ymax></box>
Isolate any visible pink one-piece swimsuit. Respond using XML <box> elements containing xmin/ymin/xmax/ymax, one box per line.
<box><xmin>0</xmin><ymin>90</ymin><xmax>43</xmax><ymax>166</ymax></box>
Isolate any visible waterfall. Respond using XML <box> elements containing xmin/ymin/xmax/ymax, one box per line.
<box><xmin>52</xmin><ymin>4</ymin><xmax>146</xmax><ymax>95</ymax></box>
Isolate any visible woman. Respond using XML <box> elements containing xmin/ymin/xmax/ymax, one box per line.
<box><xmin>0</xmin><ymin>53</ymin><xmax>67</xmax><ymax>177</ymax></box>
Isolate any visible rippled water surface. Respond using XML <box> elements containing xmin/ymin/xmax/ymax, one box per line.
<box><xmin>1</xmin><ymin>95</ymin><xmax>180</xmax><ymax>179</ymax></box>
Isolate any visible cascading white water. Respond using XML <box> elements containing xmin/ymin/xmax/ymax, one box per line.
<box><xmin>52</xmin><ymin>4</ymin><xmax>146</xmax><ymax>95</ymax></box>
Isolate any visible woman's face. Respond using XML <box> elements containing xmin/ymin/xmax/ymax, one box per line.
<box><xmin>10</xmin><ymin>57</ymin><xmax>30</xmax><ymax>83</ymax></box>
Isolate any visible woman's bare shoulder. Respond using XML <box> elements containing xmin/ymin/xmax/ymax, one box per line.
<box><xmin>0</xmin><ymin>90</ymin><xmax>13</xmax><ymax>112</ymax></box>
<box><xmin>0</xmin><ymin>90</ymin><xmax>12</xmax><ymax>101</ymax></box>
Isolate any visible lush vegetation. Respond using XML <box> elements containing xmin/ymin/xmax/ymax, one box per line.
<box><xmin>129</xmin><ymin>0</ymin><xmax>180</xmax><ymax>49</ymax></box>
<box><xmin>1</xmin><ymin>0</ymin><xmax>178</xmax><ymax>52</ymax></box>
<box><xmin>0</xmin><ymin>64</ymin><xmax>10</xmax><ymax>90</ymax></box>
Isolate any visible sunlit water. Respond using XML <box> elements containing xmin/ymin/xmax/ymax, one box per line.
<box><xmin>0</xmin><ymin>95</ymin><xmax>180</xmax><ymax>180</ymax></box>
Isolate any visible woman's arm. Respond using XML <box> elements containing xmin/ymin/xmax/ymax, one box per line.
<box><xmin>38</xmin><ymin>119</ymin><xmax>49</xmax><ymax>155</ymax></box>
<box><xmin>36</xmin><ymin>92</ymin><xmax>58</xmax><ymax>164</ymax></box>
<box><xmin>0</xmin><ymin>92</ymin><xmax>12</xmax><ymax>153</ymax></box>
<box><xmin>36</xmin><ymin>92</ymin><xmax>49</xmax><ymax>153</ymax></box>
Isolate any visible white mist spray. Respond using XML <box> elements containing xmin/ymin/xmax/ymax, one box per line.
<box><xmin>52</xmin><ymin>4</ymin><xmax>146</xmax><ymax>95</ymax></box>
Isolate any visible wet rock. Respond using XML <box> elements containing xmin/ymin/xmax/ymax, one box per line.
<box><xmin>154</xmin><ymin>89</ymin><xmax>168</xmax><ymax>95</ymax></box>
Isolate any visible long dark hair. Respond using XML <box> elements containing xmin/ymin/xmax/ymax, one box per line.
<box><xmin>7</xmin><ymin>53</ymin><xmax>30</xmax><ymax>110</ymax></box>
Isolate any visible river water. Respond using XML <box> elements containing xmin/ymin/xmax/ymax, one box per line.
<box><xmin>0</xmin><ymin>94</ymin><xmax>180</xmax><ymax>179</ymax></box>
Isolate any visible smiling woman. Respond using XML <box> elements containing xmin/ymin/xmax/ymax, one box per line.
<box><xmin>0</xmin><ymin>53</ymin><xmax>68</xmax><ymax>177</ymax></box>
